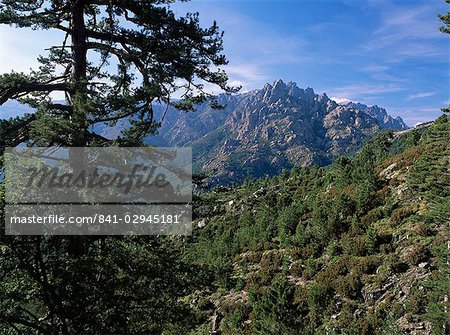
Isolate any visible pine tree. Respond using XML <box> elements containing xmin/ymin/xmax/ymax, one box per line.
<box><xmin>0</xmin><ymin>1</ymin><xmax>237</xmax><ymax>333</ymax></box>
<box><xmin>0</xmin><ymin>0</ymin><xmax>239</xmax><ymax>146</ymax></box>
<box><xmin>438</xmin><ymin>0</ymin><xmax>450</xmax><ymax>34</ymax></box>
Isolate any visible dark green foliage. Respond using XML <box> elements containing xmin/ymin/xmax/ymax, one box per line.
<box><xmin>1</xmin><ymin>111</ymin><xmax>447</xmax><ymax>334</ymax></box>
<box><xmin>0</xmin><ymin>114</ymin><xmax>35</xmax><ymax>150</ymax></box>
<box><xmin>425</xmin><ymin>239</ymin><xmax>450</xmax><ymax>334</ymax></box>
<box><xmin>0</xmin><ymin>2</ymin><xmax>447</xmax><ymax>334</ymax></box>
<box><xmin>390</xmin><ymin>206</ymin><xmax>415</xmax><ymax>226</ymax></box>
<box><xmin>365</xmin><ymin>226</ymin><xmax>378</xmax><ymax>254</ymax></box>
<box><xmin>0</xmin><ymin>1</ymin><xmax>238</xmax><ymax>333</ymax></box>
<box><xmin>438</xmin><ymin>0</ymin><xmax>450</xmax><ymax>35</ymax></box>
<box><xmin>249</xmin><ymin>278</ymin><xmax>302</xmax><ymax>334</ymax></box>
<box><xmin>187</xmin><ymin>117</ymin><xmax>449</xmax><ymax>334</ymax></box>
<box><xmin>404</xmin><ymin>129</ymin><xmax>422</xmax><ymax>149</ymax></box>
<box><xmin>0</xmin><ymin>234</ymin><xmax>209</xmax><ymax>334</ymax></box>
<box><xmin>0</xmin><ymin>0</ymin><xmax>238</xmax><ymax>146</ymax></box>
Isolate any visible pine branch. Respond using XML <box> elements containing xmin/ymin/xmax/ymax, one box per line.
<box><xmin>47</xmin><ymin>103</ymin><xmax>72</xmax><ymax>112</ymax></box>
<box><xmin>0</xmin><ymin>83</ymin><xmax>68</xmax><ymax>105</ymax></box>
<box><xmin>89</xmin><ymin>109</ymin><xmax>138</xmax><ymax>124</ymax></box>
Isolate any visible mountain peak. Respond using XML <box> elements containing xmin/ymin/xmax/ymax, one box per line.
<box><xmin>273</xmin><ymin>79</ymin><xmax>286</xmax><ymax>87</ymax></box>
<box><xmin>271</xmin><ymin>79</ymin><xmax>287</xmax><ymax>95</ymax></box>
<box><xmin>334</xmin><ymin>101</ymin><xmax>407</xmax><ymax>130</ymax></box>
<box><xmin>263</xmin><ymin>82</ymin><xmax>273</xmax><ymax>90</ymax></box>
<box><xmin>287</xmin><ymin>80</ymin><xmax>297</xmax><ymax>88</ymax></box>
<box><xmin>259</xmin><ymin>80</ymin><xmax>319</xmax><ymax>104</ymax></box>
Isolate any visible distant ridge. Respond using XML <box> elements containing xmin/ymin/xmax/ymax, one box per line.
<box><xmin>141</xmin><ymin>80</ymin><xmax>409</xmax><ymax>184</ymax></box>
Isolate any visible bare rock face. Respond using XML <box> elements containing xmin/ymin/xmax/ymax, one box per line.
<box><xmin>142</xmin><ymin>80</ymin><xmax>408</xmax><ymax>185</ymax></box>
<box><xmin>343</xmin><ymin>102</ymin><xmax>408</xmax><ymax>130</ymax></box>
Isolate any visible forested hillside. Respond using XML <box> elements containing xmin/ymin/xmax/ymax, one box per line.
<box><xmin>0</xmin><ymin>115</ymin><xmax>447</xmax><ymax>335</ymax></box>
<box><xmin>183</xmin><ymin>115</ymin><xmax>449</xmax><ymax>334</ymax></box>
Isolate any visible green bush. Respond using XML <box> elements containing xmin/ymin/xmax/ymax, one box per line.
<box><xmin>390</xmin><ymin>206</ymin><xmax>415</xmax><ymax>226</ymax></box>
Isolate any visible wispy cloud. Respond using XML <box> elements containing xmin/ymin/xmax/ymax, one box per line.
<box><xmin>221</xmin><ymin>64</ymin><xmax>271</xmax><ymax>92</ymax></box>
<box><xmin>328</xmin><ymin>83</ymin><xmax>406</xmax><ymax>101</ymax></box>
<box><xmin>407</xmin><ymin>92</ymin><xmax>436</xmax><ymax>100</ymax></box>
<box><xmin>387</xmin><ymin>105</ymin><xmax>443</xmax><ymax>126</ymax></box>
<box><xmin>362</xmin><ymin>3</ymin><xmax>445</xmax><ymax>58</ymax></box>
<box><xmin>360</xmin><ymin>65</ymin><xmax>390</xmax><ymax>73</ymax></box>
<box><xmin>181</xmin><ymin>5</ymin><xmax>310</xmax><ymax>91</ymax></box>
<box><xmin>358</xmin><ymin>64</ymin><xmax>410</xmax><ymax>85</ymax></box>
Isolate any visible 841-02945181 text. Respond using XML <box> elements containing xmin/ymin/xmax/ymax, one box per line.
<box><xmin>9</xmin><ymin>213</ymin><xmax>182</xmax><ymax>226</ymax></box>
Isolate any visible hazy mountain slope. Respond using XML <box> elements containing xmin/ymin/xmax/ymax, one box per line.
<box><xmin>0</xmin><ymin>100</ymin><xmax>33</xmax><ymax>119</ymax></box>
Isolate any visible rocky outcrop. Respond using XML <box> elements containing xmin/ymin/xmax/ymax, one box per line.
<box><xmin>343</xmin><ymin>102</ymin><xmax>408</xmax><ymax>130</ymax></box>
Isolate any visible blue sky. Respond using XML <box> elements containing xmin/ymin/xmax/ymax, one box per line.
<box><xmin>173</xmin><ymin>0</ymin><xmax>449</xmax><ymax>125</ymax></box>
<box><xmin>0</xmin><ymin>0</ymin><xmax>448</xmax><ymax>125</ymax></box>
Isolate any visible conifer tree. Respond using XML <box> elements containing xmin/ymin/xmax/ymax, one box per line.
<box><xmin>0</xmin><ymin>1</ymin><xmax>237</xmax><ymax>333</ymax></box>
<box><xmin>0</xmin><ymin>0</ymin><xmax>238</xmax><ymax>147</ymax></box>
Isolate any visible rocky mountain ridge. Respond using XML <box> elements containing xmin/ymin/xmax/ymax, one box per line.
<box><xmin>144</xmin><ymin>80</ymin><xmax>408</xmax><ymax>184</ymax></box>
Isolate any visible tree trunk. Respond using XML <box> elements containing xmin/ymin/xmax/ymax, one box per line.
<box><xmin>70</xmin><ymin>0</ymin><xmax>88</xmax><ymax>147</ymax></box>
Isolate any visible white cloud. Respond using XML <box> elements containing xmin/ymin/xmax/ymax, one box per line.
<box><xmin>222</xmin><ymin>64</ymin><xmax>272</xmax><ymax>92</ymax></box>
<box><xmin>407</xmin><ymin>92</ymin><xmax>436</xmax><ymax>100</ymax></box>
<box><xmin>331</xmin><ymin>97</ymin><xmax>352</xmax><ymax>104</ymax></box>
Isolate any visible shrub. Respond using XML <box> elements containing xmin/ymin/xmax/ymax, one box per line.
<box><xmin>342</xmin><ymin>234</ymin><xmax>367</xmax><ymax>256</ymax></box>
<box><xmin>365</xmin><ymin>226</ymin><xmax>378</xmax><ymax>254</ymax></box>
<box><xmin>354</xmin><ymin>256</ymin><xmax>380</xmax><ymax>275</ymax></box>
<box><xmin>410</xmin><ymin>222</ymin><xmax>430</xmax><ymax>237</ymax></box>
<box><xmin>390</xmin><ymin>206</ymin><xmax>415</xmax><ymax>226</ymax></box>
<box><xmin>303</xmin><ymin>258</ymin><xmax>318</xmax><ymax>280</ymax></box>
<box><xmin>403</xmin><ymin>244</ymin><xmax>430</xmax><ymax>266</ymax></box>
<box><xmin>379</xmin><ymin>243</ymin><xmax>392</xmax><ymax>254</ymax></box>
<box><xmin>387</xmin><ymin>254</ymin><xmax>409</xmax><ymax>273</ymax></box>
<box><xmin>326</xmin><ymin>239</ymin><xmax>342</xmax><ymax>257</ymax></box>
<box><xmin>307</xmin><ymin>281</ymin><xmax>324</xmax><ymax>311</ymax></box>
<box><xmin>336</xmin><ymin>272</ymin><xmax>363</xmax><ymax>299</ymax></box>
<box><xmin>259</xmin><ymin>251</ymin><xmax>282</xmax><ymax>284</ymax></box>
<box><xmin>405</xmin><ymin>288</ymin><xmax>425</xmax><ymax>314</ymax></box>
<box><xmin>361</xmin><ymin>207</ymin><xmax>384</xmax><ymax>226</ymax></box>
